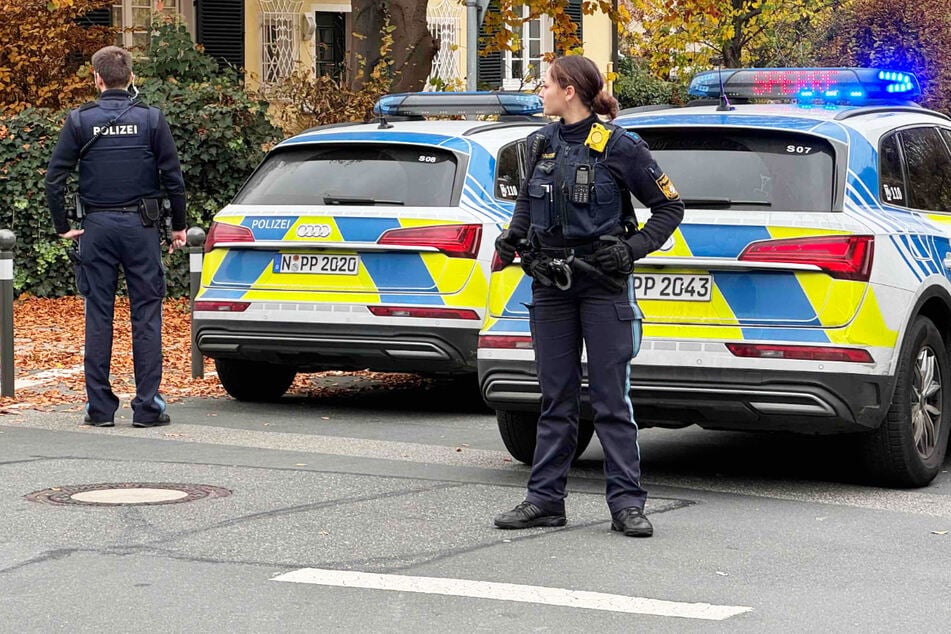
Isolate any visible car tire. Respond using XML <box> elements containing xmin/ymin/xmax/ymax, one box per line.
<box><xmin>861</xmin><ymin>316</ymin><xmax>951</xmax><ymax>487</ymax></box>
<box><xmin>215</xmin><ymin>358</ymin><xmax>297</xmax><ymax>402</ymax></box>
<box><xmin>496</xmin><ymin>410</ymin><xmax>595</xmax><ymax>465</ymax></box>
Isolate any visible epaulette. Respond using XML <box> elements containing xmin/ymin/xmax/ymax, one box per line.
<box><xmin>78</xmin><ymin>102</ymin><xmax>98</xmax><ymax>111</ymax></box>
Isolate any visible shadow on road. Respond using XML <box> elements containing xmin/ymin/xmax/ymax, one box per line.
<box><xmin>284</xmin><ymin>371</ymin><xmax>492</xmax><ymax>415</ymax></box>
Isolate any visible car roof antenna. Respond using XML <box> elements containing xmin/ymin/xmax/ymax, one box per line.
<box><xmin>377</xmin><ymin>114</ymin><xmax>394</xmax><ymax>130</ymax></box>
<box><xmin>711</xmin><ymin>56</ymin><xmax>735</xmax><ymax>112</ymax></box>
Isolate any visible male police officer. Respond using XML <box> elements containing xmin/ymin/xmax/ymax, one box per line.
<box><xmin>45</xmin><ymin>46</ymin><xmax>187</xmax><ymax>428</ymax></box>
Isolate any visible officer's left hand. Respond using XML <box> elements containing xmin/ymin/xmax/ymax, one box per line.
<box><xmin>594</xmin><ymin>237</ymin><xmax>634</xmax><ymax>274</ymax></box>
<box><xmin>58</xmin><ymin>229</ymin><xmax>84</xmax><ymax>241</ymax></box>
<box><xmin>168</xmin><ymin>229</ymin><xmax>187</xmax><ymax>254</ymax></box>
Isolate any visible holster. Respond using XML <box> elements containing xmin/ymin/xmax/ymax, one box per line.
<box><xmin>139</xmin><ymin>198</ymin><xmax>162</xmax><ymax>227</ymax></box>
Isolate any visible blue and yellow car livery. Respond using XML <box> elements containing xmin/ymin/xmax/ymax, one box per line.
<box><xmin>194</xmin><ymin>94</ymin><xmax>546</xmax><ymax>402</ymax></box>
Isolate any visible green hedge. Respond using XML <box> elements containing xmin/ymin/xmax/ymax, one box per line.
<box><xmin>0</xmin><ymin>20</ymin><xmax>282</xmax><ymax>297</ymax></box>
<box><xmin>614</xmin><ymin>56</ymin><xmax>689</xmax><ymax>110</ymax></box>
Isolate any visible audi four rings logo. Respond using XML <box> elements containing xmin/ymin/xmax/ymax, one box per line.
<box><xmin>296</xmin><ymin>224</ymin><xmax>332</xmax><ymax>238</ymax></box>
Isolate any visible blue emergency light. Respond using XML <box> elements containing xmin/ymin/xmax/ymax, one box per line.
<box><xmin>688</xmin><ymin>68</ymin><xmax>921</xmax><ymax>105</ymax></box>
<box><xmin>373</xmin><ymin>91</ymin><xmax>544</xmax><ymax>117</ymax></box>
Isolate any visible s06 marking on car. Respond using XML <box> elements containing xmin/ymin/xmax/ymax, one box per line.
<box><xmin>194</xmin><ymin>92</ymin><xmax>546</xmax><ymax>404</ymax></box>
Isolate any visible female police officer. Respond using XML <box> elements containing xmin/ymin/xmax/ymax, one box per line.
<box><xmin>493</xmin><ymin>55</ymin><xmax>684</xmax><ymax>537</ymax></box>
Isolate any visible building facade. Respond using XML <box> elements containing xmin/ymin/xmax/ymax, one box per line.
<box><xmin>89</xmin><ymin>1</ymin><xmax>616</xmax><ymax>91</ymax></box>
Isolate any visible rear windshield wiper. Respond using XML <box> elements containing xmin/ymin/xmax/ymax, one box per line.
<box><xmin>681</xmin><ymin>197</ymin><xmax>772</xmax><ymax>208</ymax></box>
<box><xmin>323</xmin><ymin>196</ymin><xmax>404</xmax><ymax>206</ymax></box>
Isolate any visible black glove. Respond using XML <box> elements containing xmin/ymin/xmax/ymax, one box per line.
<box><xmin>495</xmin><ymin>229</ymin><xmax>520</xmax><ymax>267</ymax></box>
<box><xmin>594</xmin><ymin>236</ymin><xmax>634</xmax><ymax>274</ymax></box>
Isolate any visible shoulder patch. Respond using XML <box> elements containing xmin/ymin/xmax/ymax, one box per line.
<box><xmin>655</xmin><ymin>173</ymin><xmax>679</xmax><ymax>200</ymax></box>
<box><xmin>625</xmin><ymin>131</ymin><xmax>642</xmax><ymax>143</ymax></box>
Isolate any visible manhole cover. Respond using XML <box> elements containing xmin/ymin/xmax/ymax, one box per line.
<box><xmin>25</xmin><ymin>483</ymin><xmax>232</xmax><ymax>507</ymax></box>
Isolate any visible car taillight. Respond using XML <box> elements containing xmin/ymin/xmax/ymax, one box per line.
<box><xmin>377</xmin><ymin>224</ymin><xmax>482</xmax><ymax>259</ymax></box>
<box><xmin>368</xmin><ymin>306</ymin><xmax>481</xmax><ymax>320</ymax></box>
<box><xmin>204</xmin><ymin>221</ymin><xmax>255</xmax><ymax>253</ymax></box>
<box><xmin>738</xmin><ymin>235</ymin><xmax>874</xmax><ymax>281</ymax></box>
<box><xmin>726</xmin><ymin>343</ymin><xmax>873</xmax><ymax>363</ymax></box>
<box><xmin>490</xmin><ymin>251</ymin><xmax>505</xmax><ymax>272</ymax></box>
<box><xmin>478</xmin><ymin>335</ymin><xmax>534</xmax><ymax>349</ymax></box>
<box><xmin>193</xmin><ymin>301</ymin><xmax>250</xmax><ymax>312</ymax></box>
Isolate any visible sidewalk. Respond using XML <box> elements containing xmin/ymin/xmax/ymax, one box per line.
<box><xmin>0</xmin><ymin>295</ymin><xmax>433</xmax><ymax>415</ymax></box>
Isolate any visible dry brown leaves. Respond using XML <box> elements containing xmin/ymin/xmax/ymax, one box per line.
<box><xmin>0</xmin><ymin>295</ymin><xmax>225</xmax><ymax>413</ymax></box>
<box><xmin>0</xmin><ymin>295</ymin><xmax>432</xmax><ymax>414</ymax></box>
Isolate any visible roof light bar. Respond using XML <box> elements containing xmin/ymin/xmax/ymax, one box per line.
<box><xmin>373</xmin><ymin>92</ymin><xmax>543</xmax><ymax>117</ymax></box>
<box><xmin>688</xmin><ymin>68</ymin><xmax>921</xmax><ymax>105</ymax></box>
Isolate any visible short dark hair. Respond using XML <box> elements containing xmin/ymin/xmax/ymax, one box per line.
<box><xmin>548</xmin><ymin>55</ymin><xmax>619</xmax><ymax>120</ymax></box>
<box><xmin>91</xmin><ymin>46</ymin><xmax>133</xmax><ymax>89</ymax></box>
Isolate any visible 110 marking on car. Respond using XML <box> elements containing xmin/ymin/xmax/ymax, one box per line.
<box><xmin>273</xmin><ymin>254</ymin><xmax>360</xmax><ymax>275</ymax></box>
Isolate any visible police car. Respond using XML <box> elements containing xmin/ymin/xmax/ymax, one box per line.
<box><xmin>193</xmin><ymin>92</ymin><xmax>545</xmax><ymax>402</ymax></box>
<box><xmin>478</xmin><ymin>68</ymin><xmax>951</xmax><ymax>487</ymax></box>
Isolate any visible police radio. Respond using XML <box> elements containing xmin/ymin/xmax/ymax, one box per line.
<box><xmin>572</xmin><ymin>165</ymin><xmax>591</xmax><ymax>204</ymax></box>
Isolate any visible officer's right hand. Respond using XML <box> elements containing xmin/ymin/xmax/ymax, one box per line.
<box><xmin>58</xmin><ymin>229</ymin><xmax>84</xmax><ymax>241</ymax></box>
<box><xmin>495</xmin><ymin>229</ymin><xmax>521</xmax><ymax>267</ymax></box>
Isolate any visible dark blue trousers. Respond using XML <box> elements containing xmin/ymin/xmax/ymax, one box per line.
<box><xmin>525</xmin><ymin>274</ymin><xmax>647</xmax><ymax>515</ymax></box>
<box><xmin>78</xmin><ymin>212</ymin><xmax>166</xmax><ymax>423</ymax></box>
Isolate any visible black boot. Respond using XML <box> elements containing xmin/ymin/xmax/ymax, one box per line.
<box><xmin>611</xmin><ymin>507</ymin><xmax>653</xmax><ymax>537</ymax></box>
<box><xmin>494</xmin><ymin>501</ymin><xmax>566</xmax><ymax>529</ymax></box>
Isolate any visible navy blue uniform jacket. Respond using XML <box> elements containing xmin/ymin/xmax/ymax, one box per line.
<box><xmin>45</xmin><ymin>89</ymin><xmax>187</xmax><ymax>234</ymax></box>
<box><xmin>508</xmin><ymin>113</ymin><xmax>684</xmax><ymax>261</ymax></box>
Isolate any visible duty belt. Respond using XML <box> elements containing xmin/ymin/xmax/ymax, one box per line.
<box><xmin>517</xmin><ymin>242</ymin><xmax>626</xmax><ymax>293</ymax></box>
<box><xmin>85</xmin><ymin>204</ymin><xmax>140</xmax><ymax>213</ymax></box>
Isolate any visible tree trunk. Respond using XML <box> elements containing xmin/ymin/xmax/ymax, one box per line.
<box><xmin>348</xmin><ymin>0</ymin><xmax>437</xmax><ymax>93</ymax></box>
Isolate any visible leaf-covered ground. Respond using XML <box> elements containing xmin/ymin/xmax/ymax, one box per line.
<box><xmin>0</xmin><ymin>295</ymin><xmax>433</xmax><ymax>414</ymax></box>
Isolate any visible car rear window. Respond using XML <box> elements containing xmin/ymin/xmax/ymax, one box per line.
<box><xmin>633</xmin><ymin>128</ymin><xmax>836</xmax><ymax>211</ymax></box>
<box><xmin>233</xmin><ymin>144</ymin><xmax>458</xmax><ymax>206</ymax></box>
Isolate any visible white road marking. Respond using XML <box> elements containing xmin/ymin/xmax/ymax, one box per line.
<box><xmin>272</xmin><ymin>568</ymin><xmax>752</xmax><ymax>620</ymax></box>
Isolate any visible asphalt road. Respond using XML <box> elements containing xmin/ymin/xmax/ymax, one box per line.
<box><xmin>1</xmin><ymin>375</ymin><xmax>950</xmax><ymax>632</ymax></box>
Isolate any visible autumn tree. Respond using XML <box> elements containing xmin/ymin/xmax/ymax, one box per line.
<box><xmin>348</xmin><ymin>0</ymin><xmax>630</xmax><ymax>93</ymax></box>
<box><xmin>817</xmin><ymin>0</ymin><xmax>951</xmax><ymax>113</ymax></box>
<box><xmin>628</xmin><ymin>0</ymin><xmax>835</xmax><ymax>75</ymax></box>
<box><xmin>482</xmin><ymin>1</ymin><xmax>629</xmax><ymax>58</ymax></box>
<box><xmin>0</xmin><ymin>0</ymin><xmax>114</xmax><ymax>113</ymax></box>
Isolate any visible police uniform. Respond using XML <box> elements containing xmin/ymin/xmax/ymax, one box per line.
<box><xmin>45</xmin><ymin>88</ymin><xmax>186</xmax><ymax>425</ymax></box>
<box><xmin>505</xmin><ymin>113</ymin><xmax>684</xmax><ymax>521</ymax></box>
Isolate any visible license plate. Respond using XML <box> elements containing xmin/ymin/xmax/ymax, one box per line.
<box><xmin>272</xmin><ymin>254</ymin><xmax>359</xmax><ymax>275</ymax></box>
<box><xmin>632</xmin><ymin>273</ymin><xmax>712</xmax><ymax>301</ymax></box>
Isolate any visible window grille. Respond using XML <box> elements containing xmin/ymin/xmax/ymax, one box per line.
<box><xmin>425</xmin><ymin>0</ymin><xmax>463</xmax><ymax>90</ymax></box>
<box><xmin>259</xmin><ymin>0</ymin><xmax>302</xmax><ymax>86</ymax></box>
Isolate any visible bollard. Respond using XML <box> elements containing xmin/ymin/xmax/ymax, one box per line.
<box><xmin>187</xmin><ymin>227</ymin><xmax>206</xmax><ymax>379</ymax></box>
<box><xmin>0</xmin><ymin>229</ymin><xmax>16</xmax><ymax>397</ymax></box>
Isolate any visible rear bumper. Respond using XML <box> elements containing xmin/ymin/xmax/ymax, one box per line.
<box><xmin>196</xmin><ymin>318</ymin><xmax>477</xmax><ymax>374</ymax></box>
<box><xmin>478</xmin><ymin>359</ymin><xmax>894</xmax><ymax>434</ymax></box>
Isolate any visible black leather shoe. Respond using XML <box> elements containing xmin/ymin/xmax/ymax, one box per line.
<box><xmin>611</xmin><ymin>507</ymin><xmax>653</xmax><ymax>537</ymax></box>
<box><xmin>494</xmin><ymin>501</ymin><xmax>566</xmax><ymax>529</ymax></box>
<box><xmin>133</xmin><ymin>413</ymin><xmax>171</xmax><ymax>428</ymax></box>
<box><xmin>83</xmin><ymin>415</ymin><xmax>114</xmax><ymax>428</ymax></box>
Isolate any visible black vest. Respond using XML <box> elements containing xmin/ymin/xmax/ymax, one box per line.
<box><xmin>70</xmin><ymin>96</ymin><xmax>161</xmax><ymax>208</ymax></box>
<box><xmin>525</xmin><ymin>121</ymin><xmax>626</xmax><ymax>245</ymax></box>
